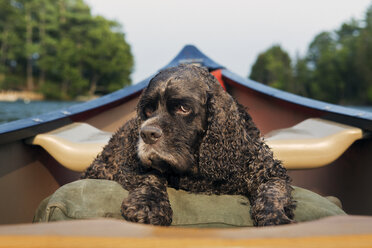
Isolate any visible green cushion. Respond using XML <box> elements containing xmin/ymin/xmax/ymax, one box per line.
<box><xmin>33</xmin><ymin>179</ymin><xmax>346</xmax><ymax>227</ymax></box>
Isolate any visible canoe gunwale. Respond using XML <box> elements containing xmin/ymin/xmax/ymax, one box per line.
<box><xmin>0</xmin><ymin>44</ymin><xmax>372</xmax><ymax>145</ymax></box>
<box><xmin>221</xmin><ymin>69</ymin><xmax>372</xmax><ymax>133</ymax></box>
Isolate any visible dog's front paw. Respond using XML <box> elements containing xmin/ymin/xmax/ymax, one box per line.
<box><xmin>252</xmin><ymin>208</ymin><xmax>295</xmax><ymax>226</ymax></box>
<box><xmin>121</xmin><ymin>194</ymin><xmax>172</xmax><ymax>226</ymax></box>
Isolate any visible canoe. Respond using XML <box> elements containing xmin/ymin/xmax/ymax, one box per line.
<box><xmin>0</xmin><ymin>45</ymin><xmax>372</xmax><ymax>247</ymax></box>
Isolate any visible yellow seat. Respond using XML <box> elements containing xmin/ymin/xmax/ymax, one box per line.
<box><xmin>30</xmin><ymin>118</ymin><xmax>363</xmax><ymax>172</ymax></box>
<box><xmin>30</xmin><ymin>123</ymin><xmax>112</xmax><ymax>172</ymax></box>
<box><xmin>265</xmin><ymin>118</ymin><xmax>363</xmax><ymax>169</ymax></box>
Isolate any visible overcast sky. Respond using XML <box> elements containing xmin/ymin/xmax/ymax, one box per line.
<box><xmin>85</xmin><ymin>0</ymin><xmax>371</xmax><ymax>83</ymax></box>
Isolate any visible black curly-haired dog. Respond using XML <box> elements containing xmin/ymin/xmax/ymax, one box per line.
<box><xmin>82</xmin><ymin>64</ymin><xmax>296</xmax><ymax>226</ymax></box>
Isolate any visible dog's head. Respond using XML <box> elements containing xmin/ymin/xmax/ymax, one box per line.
<box><xmin>137</xmin><ymin>65</ymin><xmax>211</xmax><ymax>174</ymax></box>
<box><xmin>136</xmin><ymin>64</ymin><xmax>259</xmax><ymax>178</ymax></box>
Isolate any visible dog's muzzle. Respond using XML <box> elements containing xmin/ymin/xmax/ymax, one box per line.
<box><xmin>140</xmin><ymin>126</ymin><xmax>162</xmax><ymax>144</ymax></box>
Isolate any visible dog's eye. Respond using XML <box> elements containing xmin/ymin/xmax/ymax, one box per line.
<box><xmin>176</xmin><ymin>105</ymin><xmax>191</xmax><ymax>115</ymax></box>
<box><xmin>144</xmin><ymin>106</ymin><xmax>155</xmax><ymax>118</ymax></box>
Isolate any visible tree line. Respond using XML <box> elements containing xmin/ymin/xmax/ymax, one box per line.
<box><xmin>249</xmin><ymin>4</ymin><xmax>372</xmax><ymax>105</ymax></box>
<box><xmin>0</xmin><ymin>0</ymin><xmax>133</xmax><ymax>100</ymax></box>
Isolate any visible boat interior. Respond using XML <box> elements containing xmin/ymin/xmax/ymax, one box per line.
<box><xmin>1</xmin><ymin>68</ymin><xmax>371</xmax><ymax>226</ymax></box>
<box><xmin>0</xmin><ymin>50</ymin><xmax>371</xmax><ymax>246</ymax></box>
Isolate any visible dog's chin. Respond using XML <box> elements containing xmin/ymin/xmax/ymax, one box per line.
<box><xmin>137</xmin><ymin>143</ymin><xmax>192</xmax><ymax>174</ymax></box>
<box><xmin>139</xmin><ymin>151</ymin><xmax>171</xmax><ymax>173</ymax></box>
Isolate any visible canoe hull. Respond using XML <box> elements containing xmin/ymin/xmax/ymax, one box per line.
<box><xmin>1</xmin><ymin>45</ymin><xmax>372</xmax><ymax>225</ymax></box>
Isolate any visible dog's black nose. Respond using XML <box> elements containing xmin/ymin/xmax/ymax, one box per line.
<box><xmin>140</xmin><ymin>126</ymin><xmax>162</xmax><ymax>144</ymax></box>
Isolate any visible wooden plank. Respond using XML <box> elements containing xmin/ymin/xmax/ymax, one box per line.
<box><xmin>1</xmin><ymin>216</ymin><xmax>372</xmax><ymax>247</ymax></box>
<box><xmin>0</xmin><ymin>234</ymin><xmax>371</xmax><ymax>248</ymax></box>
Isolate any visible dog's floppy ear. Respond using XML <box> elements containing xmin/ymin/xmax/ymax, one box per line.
<box><xmin>82</xmin><ymin>115</ymin><xmax>142</xmax><ymax>180</ymax></box>
<box><xmin>198</xmin><ymin>75</ymin><xmax>261</xmax><ymax>180</ymax></box>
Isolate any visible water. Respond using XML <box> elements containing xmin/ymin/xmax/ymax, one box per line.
<box><xmin>0</xmin><ymin>100</ymin><xmax>79</xmax><ymax>124</ymax></box>
<box><xmin>0</xmin><ymin>100</ymin><xmax>371</xmax><ymax>125</ymax></box>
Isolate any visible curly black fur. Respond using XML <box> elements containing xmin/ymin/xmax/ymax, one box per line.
<box><xmin>82</xmin><ymin>64</ymin><xmax>296</xmax><ymax>226</ymax></box>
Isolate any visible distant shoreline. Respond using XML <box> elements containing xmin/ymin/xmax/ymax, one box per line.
<box><xmin>0</xmin><ymin>90</ymin><xmax>100</xmax><ymax>102</ymax></box>
<box><xmin>0</xmin><ymin>90</ymin><xmax>44</xmax><ymax>102</ymax></box>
